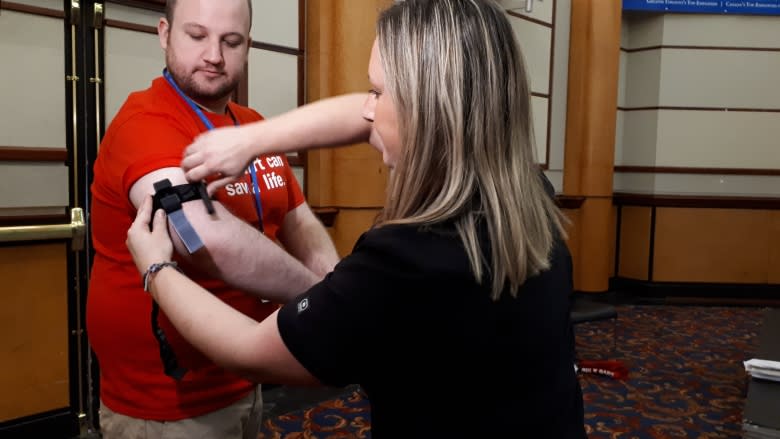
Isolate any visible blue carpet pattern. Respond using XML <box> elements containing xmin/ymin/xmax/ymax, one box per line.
<box><xmin>258</xmin><ymin>305</ymin><xmax>766</xmax><ymax>438</ymax></box>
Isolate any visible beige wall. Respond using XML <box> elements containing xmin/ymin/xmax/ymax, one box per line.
<box><xmin>0</xmin><ymin>7</ymin><xmax>69</xmax><ymax>212</ymax></box>
<box><xmin>104</xmin><ymin>25</ymin><xmax>163</xmax><ymax>124</ymax></box>
<box><xmin>251</xmin><ymin>0</ymin><xmax>299</xmax><ymax>49</ymax></box>
<box><xmin>248</xmin><ymin>1</ymin><xmax>300</xmax><ymax>118</ymax></box>
<box><xmin>503</xmin><ymin>0</ymin><xmax>572</xmax><ymax>192</ymax></box>
<box><xmin>615</xmin><ymin>12</ymin><xmax>780</xmax><ymax>196</ymax></box>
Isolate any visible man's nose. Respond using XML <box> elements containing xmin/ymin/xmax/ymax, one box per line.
<box><xmin>203</xmin><ymin>39</ymin><xmax>223</xmax><ymax>65</ymax></box>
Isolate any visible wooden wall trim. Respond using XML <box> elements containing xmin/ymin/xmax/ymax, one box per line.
<box><xmin>311</xmin><ymin>196</ymin><xmax>586</xmax><ymax>237</ymax></box>
<box><xmin>613</xmin><ymin>192</ymin><xmax>780</xmax><ymax>210</ymax></box>
<box><xmin>1</xmin><ymin>1</ymin><xmax>64</xmax><ymax>18</ymax></box>
<box><xmin>615</xmin><ymin>166</ymin><xmax>780</xmax><ymax>176</ymax></box>
<box><xmin>299</xmin><ymin>0</ymin><xmax>306</xmax><ymax>52</ymax></box>
<box><xmin>104</xmin><ymin>0</ymin><xmax>165</xmax><ymax>13</ymax></box>
<box><xmin>311</xmin><ymin>207</ymin><xmax>338</xmax><ymax>227</ymax></box>
<box><xmin>609</xmin><ymin>277</ymin><xmax>780</xmax><ymax>304</ymax></box>
<box><xmin>0</xmin><ymin>147</ymin><xmax>67</xmax><ymax>163</ymax></box>
<box><xmin>250</xmin><ymin>41</ymin><xmax>304</xmax><ymax>57</ymax></box>
<box><xmin>544</xmin><ymin>0</ymin><xmax>557</xmax><ymax>170</ymax></box>
<box><xmin>618</xmin><ymin>106</ymin><xmax>780</xmax><ymax>113</ymax></box>
<box><xmin>556</xmin><ymin>195</ymin><xmax>585</xmax><ymax>209</ymax></box>
<box><xmin>506</xmin><ymin>10</ymin><xmax>552</xmax><ymax>28</ymax></box>
<box><xmin>287</xmin><ymin>155</ymin><xmax>303</xmax><ymax>167</ymax></box>
<box><xmin>104</xmin><ymin>18</ymin><xmax>157</xmax><ymax>34</ymax></box>
<box><xmin>621</xmin><ymin>45</ymin><xmax>780</xmax><ymax>53</ymax></box>
<box><xmin>0</xmin><ymin>212</ymin><xmax>69</xmax><ymax>227</ymax></box>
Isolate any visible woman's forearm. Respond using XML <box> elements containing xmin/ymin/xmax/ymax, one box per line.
<box><xmin>248</xmin><ymin>93</ymin><xmax>371</xmax><ymax>155</ymax></box>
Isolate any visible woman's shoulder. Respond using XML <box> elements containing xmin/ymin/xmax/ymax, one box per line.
<box><xmin>356</xmin><ymin>222</ymin><xmax>458</xmax><ymax>248</ymax></box>
<box><xmin>347</xmin><ymin>222</ymin><xmax>469</xmax><ymax>273</ymax></box>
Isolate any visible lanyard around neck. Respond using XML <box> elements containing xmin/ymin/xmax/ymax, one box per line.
<box><xmin>163</xmin><ymin>69</ymin><xmax>264</xmax><ymax>232</ymax></box>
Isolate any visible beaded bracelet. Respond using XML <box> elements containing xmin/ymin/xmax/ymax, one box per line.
<box><xmin>143</xmin><ymin>261</ymin><xmax>183</xmax><ymax>292</ymax></box>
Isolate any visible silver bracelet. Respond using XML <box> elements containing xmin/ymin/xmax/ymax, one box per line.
<box><xmin>143</xmin><ymin>261</ymin><xmax>182</xmax><ymax>292</ymax></box>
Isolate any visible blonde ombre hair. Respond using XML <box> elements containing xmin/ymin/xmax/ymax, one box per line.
<box><xmin>375</xmin><ymin>0</ymin><xmax>567</xmax><ymax>300</ymax></box>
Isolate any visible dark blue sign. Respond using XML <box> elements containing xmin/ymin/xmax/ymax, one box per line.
<box><xmin>623</xmin><ymin>0</ymin><xmax>780</xmax><ymax>15</ymax></box>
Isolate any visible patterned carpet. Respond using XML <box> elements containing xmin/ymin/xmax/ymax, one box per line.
<box><xmin>258</xmin><ymin>305</ymin><xmax>766</xmax><ymax>438</ymax></box>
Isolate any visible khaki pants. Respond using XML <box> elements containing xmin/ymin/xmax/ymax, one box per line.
<box><xmin>99</xmin><ymin>385</ymin><xmax>263</xmax><ymax>439</ymax></box>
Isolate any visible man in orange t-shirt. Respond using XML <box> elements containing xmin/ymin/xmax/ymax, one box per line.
<box><xmin>87</xmin><ymin>0</ymin><xmax>339</xmax><ymax>438</ymax></box>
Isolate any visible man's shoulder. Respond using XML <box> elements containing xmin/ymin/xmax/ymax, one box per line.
<box><xmin>105</xmin><ymin>78</ymin><xmax>190</xmax><ymax>137</ymax></box>
<box><xmin>113</xmin><ymin>76</ymin><xmax>187</xmax><ymax>117</ymax></box>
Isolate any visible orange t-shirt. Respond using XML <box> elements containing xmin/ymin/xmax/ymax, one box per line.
<box><xmin>87</xmin><ymin>76</ymin><xmax>304</xmax><ymax>420</ymax></box>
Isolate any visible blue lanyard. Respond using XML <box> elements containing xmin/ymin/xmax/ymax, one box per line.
<box><xmin>163</xmin><ymin>69</ymin><xmax>264</xmax><ymax>232</ymax></box>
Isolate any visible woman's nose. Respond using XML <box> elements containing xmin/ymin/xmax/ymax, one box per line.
<box><xmin>362</xmin><ymin>94</ymin><xmax>376</xmax><ymax>122</ymax></box>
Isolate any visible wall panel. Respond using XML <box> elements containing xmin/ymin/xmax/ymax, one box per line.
<box><xmin>0</xmin><ymin>163</ymin><xmax>69</xmax><ymax>208</ymax></box>
<box><xmin>251</xmin><ymin>0</ymin><xmax>299</xmax><ymax>49</ymax></box>
<box><xmin>622</xmin><ymin>50</ymin><xmax>662</xmax><ymax>108</ymax></box>
<box><xmin>770</xmin><ymin>211</ymin><xmax>780</xmax><ymax>284</ymax></box>
<box><xmin>509</xmin><ymin>18</ymin><xmax>552</xmax><ymax>94</ymax></box>
<box><xmin>623</xmin><ymin>12</ymin><xmax>664</xmax><ymax>47</ymax></box>
<box><xmin>104</xmin><ymin>28</ymin><xmax>163</xmax><ymax>125</ymax></box>
<box><xmin>531</xmin><ymin>96</ymin><xmax>549</xmax><ymax>164</ymax></box>
<box><xmin>330</xmin><ymin>146</ymin><xmax>388</xmax><ymax>208</ymax></box>
<box><xmin>653</xmin><ymin>207</ymin><xmax>771</xmax><ymax>283</ymax></box>
<box><xmin>615</xmin><ymin>173</ymin><xmax>780</xmax><ymax>198</ymax></box>
<box><xmin>617</xmin><ymin>206</ymin><xmax>651</xmax><ymax>280</ymax></box>
<box><xmin>248</xmin><ymin>50</ymin><xmax>298</xmax><ymax>118</ymax></box>
<box><xmin>659</xmin><ymin>50</ymin><xmax>780</xmax><ymax>108</ymax></box>
<box><xmin>305</xmin><ymin>0</ymin><xmax>391</xmax><ymax>216</ymax></box>
<box><xmin>329</xmin><ymin>208</ymin><xmax>380</xmax><ymax>258</ymax></box>
<box><xmin>661</xmin><ymin>13</ymin><xmax>780</xmax><ymax>47</ymax></box>
<box><xmin>0</xmin><ymin>243</ymin><xmax>69</xmax><ymax>422</ymax></box>
<box><xmin>104</xmin><ymin>2</ymin><xmax>161</xmax><ymax>27</ymax></box>
<box><xmin>548</xmin><ymin>0</ymin><xmax>570</xmax><ymax>175</ymax></box>
<box><xmin>0</xmin><ymin>10</ymin><xmax>65</xmax><ymax>148</ymax></box>
<box><xmin>561</xmin><ymin>207</ymin><xmax>581</xmax><ymax>289</ymax></box>
<box><xmin>502</xmin><ymin>0</ymin><xmax>554</xmax><ymax>24</ymax></box>
<box><xmin>618</xmin><ymin>110</ymin><xmax>659</xmax><ymax>166</ymax></box>
<box><xmin>655</xmin><ymin>110</ymin><xmax>780</xmax><ymax>169</ymax></box>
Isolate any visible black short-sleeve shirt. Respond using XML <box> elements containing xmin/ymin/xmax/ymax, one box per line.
<box><xmin>278</xmin><ymin>223</ymin><xmax>585</xmax><ymax>438</ymax></box>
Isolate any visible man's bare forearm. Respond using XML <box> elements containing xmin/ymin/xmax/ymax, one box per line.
<box><xmin>173</xmin><ymin>201</ymin><xmax>320</xmax><ymax>302</ymax></box>
<box><xmin>278</xmin><ymin>203</ymin><xmax>340</xmax><ymax>278</ymax></box>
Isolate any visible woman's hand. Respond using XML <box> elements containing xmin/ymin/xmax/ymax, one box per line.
<box><xmin>181</xmin><ymin>125</ymin><xmax>257</xmax><ymax>195</ymax></box>
<box><xmin>126</xmin><ymin>195</ymin><xmax>175</xmax><ymax>275</ymax></box>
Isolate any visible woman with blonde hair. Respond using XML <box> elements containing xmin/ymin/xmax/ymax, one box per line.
<box><xmin>128</xmin><ymin>0</ymin><xmax>586</xmax><ymax>436</ymax></box>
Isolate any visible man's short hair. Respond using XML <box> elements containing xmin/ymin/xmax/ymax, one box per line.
<box><xmin>165</xmin><ymin>0</ymin><xmax>253</xmax><ymax>30</ymax></box>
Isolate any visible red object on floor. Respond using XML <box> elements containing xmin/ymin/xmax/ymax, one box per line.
<box><xmin>578</xmin><ymin>359</ymin><xmax>629</xmax><ymax>380</ymax></box>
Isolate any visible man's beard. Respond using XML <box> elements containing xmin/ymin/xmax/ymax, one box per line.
<box><xmin>166</xmin><ymin>55</ymin><xmax>239</xmax><ymax>109</ymax></box>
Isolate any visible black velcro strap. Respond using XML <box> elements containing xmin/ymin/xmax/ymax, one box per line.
<box><xmin>149</xmin><ymin>178</ymin><xmax>216</xmax><ymax>381</ymax></box>
<box><xmin>151</xmin><ymin>179</ymin><xmax>209</xmax><ymax>254</ymax></box>
<box><xmin>151</xmin><ymin>300</ymin><xmax>188</xmax><ymax>380</ymax></box>
<box><xmin>152</xmin><ymin>179</ymin><xmax>214</xmax><ymax>215</ymax></box>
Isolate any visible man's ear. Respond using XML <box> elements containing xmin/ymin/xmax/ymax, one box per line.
<box><xmin>158</xmin><ymin>17</ymin><xmax>170</xmax><ymax>51</ymax></box>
